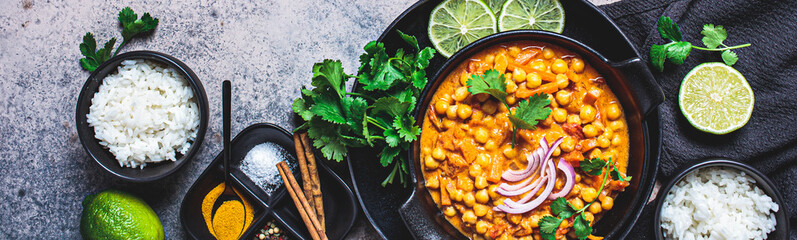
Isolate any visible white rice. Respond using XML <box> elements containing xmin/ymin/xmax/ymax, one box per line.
<box><xmin>660</xmin><ymin>167</ymin><xmax>779</xmax><ymax>240</ymax></box>
<box><xmin>86</xmin><ymin>59</ymin><xmax>200</xmax><ymax>168</ymax></box>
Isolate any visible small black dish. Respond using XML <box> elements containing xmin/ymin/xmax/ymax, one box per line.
<box><xmin>653</xmin><ymin>159</ymin><xmax>790</xmax><ymax>240</ymax></box>
<box><xmin>180</xmin><ymin>123</ymin><xmax>357</xmax><ymax>240</ymax></box>
<box><xmin>75</xmin><ymin>51</ymin><xmax>209</xmax><ymax>182</ymax></box>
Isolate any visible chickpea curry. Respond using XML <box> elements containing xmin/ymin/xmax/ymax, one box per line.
<box><xmin>419</xmin><ymin>42</ymin><xmax>631</xmax><ymax>240</ymax></box>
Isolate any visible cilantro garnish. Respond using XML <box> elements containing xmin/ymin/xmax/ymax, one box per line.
<box><xmin>650</xmin><ymin>16</ymin><xmax>750</xmax><ymax>71</ymax></box>
<box><xmin>293</xmin><ymin>30</ymin><xmax>435</xmax><ymax>187</ymax></box>
<box><xmin>79</xmin><ymin>7</ymin><xmax>159</xmax><ymax>71</ymax></box>
<box><xmin>466</xmin><ymin>70</ymin><xmax>551</xmax><ymax>147</ymax></box>
<box><xmin>539</xmin><ymin>157</ymin><xmax>631</xmax><ymax>240</ymax></box>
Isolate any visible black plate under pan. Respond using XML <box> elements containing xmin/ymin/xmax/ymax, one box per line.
<box><xmin>348</xmin><ymin>0</ymin><xmax>663</xmax><ymax>239</ymax></box>
<box><xmin>180</xmin><ymin>123</ymin><xmax>357</xmax><ymax>239</ymax></box>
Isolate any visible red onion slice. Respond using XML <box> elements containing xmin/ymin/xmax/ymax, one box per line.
<box><xmin>547</xmin><ymin>158</ymin><xmax>575</xmax><ymax>200</ymax></box>
<box><xmin>495</xmin><ymin>161</ymin><xmax>557</xmax><ymax>213</ymax></box>
<box><xmin>501</xmin><ymin>147</ymin><xmax>543</xmax><ymax>181</ymax></box>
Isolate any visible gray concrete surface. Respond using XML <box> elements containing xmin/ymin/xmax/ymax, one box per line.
<box><xmin>0</xmin><ymin>0</ymin><xmax>617</xmax><ymax>238</ymax></box>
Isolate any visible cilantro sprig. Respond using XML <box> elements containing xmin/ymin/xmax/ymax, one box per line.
<box><xmin>293</xmin><ymin>30</ymin><xmax>435</xmax><ymax>187</ymax></box>
<box><xmin>466</xmin><ymin>70</ymin><xmax>551</xmax><ymax>147</ymax></box>
<box><xmin>79</xmin><ymin>7</ymin><xmax>159</xmax><ymax>71</ymax></box>
<box><xmin>650</xmin><ymin>16</ymin><xmax>750</xmax><ymax>71</ymax></box>
<box><xmin>539</xmin><ymin>157</ymin><xmax>631</xmax><ymax>240</ymax></box>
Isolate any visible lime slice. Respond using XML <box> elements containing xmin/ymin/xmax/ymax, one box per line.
<box><xmin>484</xmin><ymin>0</ymin><xmax>508</xmax><ymax>15</ymax></box>
<box><xmin>498</xmin><ymin>0</ymin><xmax>565</xmax><ymax>33</ymax></box>
<box><xmin>428</xmin><ymin>0</ymin><xmax>498</xmax><ymax>58</ymax></box>
<box><xmin>679</xmin><ymin>62</ymin><xmax>754</xmax><ymax>134</ymax></box>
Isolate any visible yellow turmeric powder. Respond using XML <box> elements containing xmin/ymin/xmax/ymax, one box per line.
<box><xmin>202</xmin><ymin>182</ymin><xmax>254</xmax><ymax>240</ymax></box>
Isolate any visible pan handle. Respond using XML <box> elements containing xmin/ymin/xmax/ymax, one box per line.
<box><xmin>608</xmin><ymin>58</ymin><xmax>665</xmax><ymax>117</ymax></box>
<box><xmin>399</xmin><ymin>190</ymin><xmax>456</xmax><ymax>240</ymax></box>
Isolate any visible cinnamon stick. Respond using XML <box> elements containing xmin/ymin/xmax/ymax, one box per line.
<box><xmin>293</xmin><ymin>134</ymin><xmax>316</xmax><ymax>214</ymax></box>
<box><xmin>277</xmin><ymin>161</ymin><xmax>328</xmax><ymax>240</ymax></box>
<box><xmin>300</xmin><ymin>132</ymin><xmax>325</xmax><ymax>231</ymax></box>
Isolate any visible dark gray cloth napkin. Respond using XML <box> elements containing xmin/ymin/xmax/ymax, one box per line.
<box><xmin>598</xmin><ymin>0</ymin><xmax>797</xmax><ymax>238</ymax></box>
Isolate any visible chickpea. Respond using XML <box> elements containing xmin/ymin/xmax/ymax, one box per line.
<box><xmin>582</xmin><ymin>124</ymin><xmax>600</xmax><ymax>138</ymax></box>
<box><xmin>555</xmin><ymin>178</ymin><xmax>564</xmax><ymax>189</ymax></box>
<box><xmin>476</xmin><ymin>221</ymin><xmax>490</xmax><ymax>234</ymax></box>
<box><xmin>462</xmin><ymin>210</ymin><xmax>478</xmax><ymax>224</ymax></box>
<box><xmin>584</xmin><ymin>212</ymin><xmax>595</xmax><ymax>223</ymax></box>
<box><xmin>542</xmin><ymin>48</ymin><xmax>555</xmax><ymax>59</ymax></box>
<box><xmin>529</xmin><ymin>214</ymin><xmax>541</xmax><ymax>228</ymax></box>
<box><xmin>581</xmin><ymin>187</ymin><xmax>597</xmax><ymax>202</ymax></box>
<box><xmin>567</xmin><ymin>114</ymin><xmax>581</xmax><ymax>125</ymax></box>
<box><xmin>552</xmin><ymin>59</ymin><xmax>568</xmax><ymax>74</ymax></box>
<box><xmin>570</xmin><ymin>58</ymin><xmax>585</xmax><ymax>73</ymax></box>
<box><xmin>485</xmin><ymin>54</ymin><xmax>496</xmax><ymax>65</ymax></box>
<box><xmin>530</xmin><ymin>60</ymin><xmax>546</xmax><ymax>71</ymax></box>
<box><xmin>552</xmin><ymin>147</ymin><xmax>561</xmax><ymax>157</ymax></box>
<box><xmin>442</xmin><ymin>119</ymin><xmax>456</xmax><ymax>129</ymax></box>
<box><xmin>589</xmin><ymin>202</ymin><xmax>602</xmax><ymax>214</ymax></box>
<box><xmin>475</xmin><ymin>176</ymin><xmax>489</xmax><ymax>190</ymax></box>
<box><xmin>509</xmin><ymin>214</ymin><xmax>522</xmax><ymax>224</ymax></box>
<box><xmin>612</xmin><ymin>134</ymin><xmax>623</xmax><ymax>146</ymax></box>
<box><xmin>553</xmin><ymin>108</ymin><xmax>567</xmax><ymax>123</ymax></box>
<box><xmin>453</xmin><ymin>87</ymin><xmax>470</xmax><ymax>102</ymax></box>
<box><xmin>476</xmin><ymin>153</ymin><xmax>491</xmax><ymax>167</ymax></box>
<box><xmin>422</xmin><ymin>147</ymin><xmax>432</xmax><ymax>156</ymax></box>
<box><xmin>457</xmin><ymin>104</ymin><xmax>473</xmax><ymax>119</ymax></box>
<box><xmin>446</xmin><ymin>104</ymin><xmax>458</xmax><ymax>119</ymax></box>
<box><xmin>513</xmin><ymin>68</ymin><xmax>527</xmax><ymax>82</ymax></box>
<box><xmin>526</xmin><ymin>72</ymin><xmax>542</xmax><ymax>88</ymax></box>
<box><xmin>434</xmin><ymin>100</ymin><xmax>449</xmax><ymax>115</ymax></box>
<box><xmin>569</xmin><ymin>197</ymin><xmax>585</xmax><ymax>210</ymax></box>
<box><xmin>505</xmin><ymin>73</ymin><xmax>513</xmax><ymax>81</ymax></box>
<box><xmin>432</xmin><ymin>147</ymin><xmax>446</xmax><ymax>160</ymax></box>
<box><xmin>425</xmin><ymin>175</ymin><xmax>439</xmax><ymax>189</ymax></box>
<box><xmin>444</xmin><ymin>206</ymin><xmax>457</xmax><ymax>217</ymax></box>
<box><xmin>474</xmin><ymin>128</ymin><xmax>490</xmax><ymax>143</ymax></box>
<box><xmin>601</xmin><ymin>196</ymin><xmax>614</xmax><ymax>210</ymax></box>
<box><xmin>556</xmin><ymin>73</ymin><xmax>569</xmax><ymax>89</ymax></box>
<box><xmin>471</xmin><ymin>109</ymin><xmax>484</xmax><ymax>121</ymax></box>
<box><xmin>452</xmin><ymin>189</ymin><xmax>464</xmax><ymax>202</ymax></box>
<box><xmin>506</xmin><ymin>95</ymin><xmax>517</xmax><ymax>105</ymax></box>
<box><xmin>580</xmin><ymin>105</ymin><xmax>597</xmax><ymax>123</ymax></box>
<box><xmin>476</xmin><ymin>93</ymin><xmax>490</xmax><ymax>102</ymax></box>
<box><xmin>559</xmin><ymin>219</ymin><xmax>569</xmax><ymax>228</ymax></box>
<box><xmin>476</xmin><ymin>189</ymin><xmax>490</xmax><ymax>203</ymax></box>
<box><xmin>508</xmin><ymin>46</ymin><xmax>521</xmax><ymax>57</ymax></box>
<box><xmin>598</xmin><ymin>135</ymin><xmax>611</xmax><ymax>148</ymax></box>
<box><xmin>555</xmin><ymin>90</ymin><xmax>572</xmax><ymax>106</ymax></box>
<box><xmin>460</xmin><ymin>72</ymin><xmax>470</xmax><ymax>86</ymax></box>
<box><xmin>502</xmin><ymin>146</ymin><xmax>518</xmax><ymax>158</ymax></box>
<box><xmin>609</xmin><ymin>120</ymin><xmax>625</xmax><ymax>131</ymax></box>
<box><xmin>474</xmin><ymin>204</ymin><xmax>490</xmax><ymax>217</ymax></box>
<box><xmin>425</xmin><ymin>156</ymin><xmax>439</xmax><ymax>170</ymax></box>
<box><xmin>589</xmin><ymin>149</ymin><xmax>603</xmax><ymax>160</ymax></box>
<box><xmin>484</xmin><ymin>140</ymin><xmax>498</xmax><ymax>150</ymax></box>
<box><xmin>494</xmin><ymin>54</ymin><xmax>508</xmax><ymax>73</ymax></box>
<box><xmin>506</xmin><ymin>80</ymin><xmax>518</xmax><ymax>94</ymax></box>
<box><xmin>488</xmin><ymin>185</ymin><xmax>500</xmax><ymax>199</ymax></box>
<box><xmin>469</xmin><ymin>164</ymin><xmax>483</xmax><ymax>178</ymax></box>
<box><xmin>460</xmin><ymin>179</ymin><xmax>475</xmax><ymax>193</ymax></box>
<box><xmin>464</xmin><ymin>192</ymin><xmax>476</xmax><ymax>207</ymax></box>
<box><xmin>570</xmin><ymin>183</ymin><xmax>582</xmax><ymax>196</ymax></box>
<box><xmin>603</xmin><ymin>151</ymin><xmax>617</xmax><ymax>162</ymax></box>
<box><xmin>561</xmin><ymin>137</ymin><xmax>575</xmax><ymax>152</ymax></box>
<box><xmin>606</xmin><ymin>103</ymin><xmax>622</xmax><ymax>120</ymax></box>
<box><xmin>482</xmin><ymin>101</ymin><xmax>498</xmax><ymax>115</ymax></box>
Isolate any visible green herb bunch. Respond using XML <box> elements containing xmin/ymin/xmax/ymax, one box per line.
<box><xmin>650</xmin><ymin>16</ymin><xmax>750</xmax><ymax>71</ymax></box>
<box><xmin>293</xmin><ymin>31</ymin><xmax>435</xmax><ymax>187</ymax></box>
<box><xmin>539</xmin><ymin>157</ymin><xmax>631</xmax><ymax>240</ymax></box>
<box><xmin>79</xmin><ymin>7</ymin><xmax>159</xmax><ymax>71</ymax></box>
<box><xmin>466</xmin><ymin>70</ymin><xmax>551</xmax><ymax>147</ymax></box>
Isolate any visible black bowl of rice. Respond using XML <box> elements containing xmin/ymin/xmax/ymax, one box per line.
<box><xmin>76</xmin><ymin>51</ymin><xmax>209</xmax><ymax>182</ymax></box>
<box><xmin>654</xmin><ymin>159</ymin><xmax>789</xmax><ymax>240</ymax></box>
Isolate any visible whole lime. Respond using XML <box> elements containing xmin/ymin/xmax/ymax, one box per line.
<box><xmin>80</xmin><ymin>189</ymin><xmax>165</xmax><ymax>240</ymax></box>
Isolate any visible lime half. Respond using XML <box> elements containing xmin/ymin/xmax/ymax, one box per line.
<box><xmin>428</xmin><ymin>0</ymin><xmax>498</xmax><ymax>58</ymax></box>
<box><xmin>679</xmin><ymin>62</ymin><xmax>754</xmax><ymax>134</ymax></box>
<box><xmin>498</xmin><ymin>0</ymin><xmax>565</xmax><ymax>33</ymax></box>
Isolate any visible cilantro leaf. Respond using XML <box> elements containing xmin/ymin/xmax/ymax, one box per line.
<box><xmin>118</xmin><ymin>7</ymin><xmax>137</xmax><ymax>25</ymax></box>
<box><xmin>722</xmin><ymin>50</ymin><xmax>738</xmax><ymax>66</ymax></box>
<box><xmin>416</xmin><ymin>47</ymin><xmax>435</xmax><ymax>70</ymax></box>
<box><xmin>508</xmin><ymin>93</ymin><xmax>551</xmax><ymax>130</ymax></box>
<box><xmin>306</xmin><ymin>119</ymin><xmax>348</xmax><ymax>162</ymax></box>
<box><xmin>539</xmin><ymin>215</ymin><xmax>561</xmax><ymax>234</ymax></box>
<box><xmin>573</xmin><ymin>214</ymin><xmax>592</xmax><ymax>240</ymax></box>
<box><xmin>80</xmin><ymin>7</ymin><xmax>159</xmax><ymax>69</ymax></box>
<box><xmin>341</xmin><ymin>96</ymin><xmax>368</xmax><ymax>133</ymax></box>
<box><xmin>310</xmin><ymin>91</ymin><xmax>346</xmax><ymax>124</ymax></box>
<box><xmin>120</xmin><ymin>12</ymin><xmax>159</xmax><ymax>41</ymax></box>
<box><xmin>292</xmin><ymin>91</ymin><xmax>314</xmax><ymax>121</ymax></box>
<box><xmin>312</xmin><ymin>59</ymin><xmax>346</xmax><ymax>96</ymax></box>
<box><xmin>665</xmin><ymin>41</ymin><xmax>692</xmax><ymax>65</ymax></box>
<box><xmin>383</xmin><ymin>127</ymin><xmax>401</xmax><ymax>147</ymax></box>
<box><xmin>79</xmin><ymin>33</ymin><xmax>116</xmax><ymax>71</ymax></box>
<box><xmin>701</xmin><ymin>24</ymin><xmax>727</xmax><ymax>49</ymax></box>
<box><xmin>373</xmin><ymin>97</ymin><xmax>410</xmax><ymax>117</ymax></box>
<box><xmin>551</xmin><ymin>197</ymin><xmax>576</xmax><ymax>219</ymax></box>
<box><xmin>610</xmin><ymin>167</ymin><xmax>632</xmax><ymax>182</ymax></box>
<box><xmin>379</xmin><ymin>146</ymin><xmax>401</xmax><ymax>167</ymax></box>
<box><xmin>467</xmin><ymin>69</ymin><xmax>508</xmax><ymax>104</ymax></box>
<box><xmin>397</xmin><ymin>30</ymin><xmax>419</xmax><ymax>50</ymax></box>
<box><xmin>649</xmin><ymin>44</ymin><xmax>667</xmax><ymax>72</ymax></box>
<box><xmin>393</xmin><ymin>116</ymin><xmax>420</xmax><ymax>142</ymax></box>
<box><xmin>657</xmin><ymin>16</ymin><xmax>682</xmax><ymax>41</ymax></box>
<box><xmin>358</xmin><ymin>41</ymin><xmax>403</xmax><ymax>91</ymax></box>
<box><xmin>411</xmin><ymin>70</ymin><xmax>427</xmax><ymax>89</ymax></box>
<box><xmin>579</xmin><ymin>158</ymin><xmax>607</xmax><ymax>176</ymax></box>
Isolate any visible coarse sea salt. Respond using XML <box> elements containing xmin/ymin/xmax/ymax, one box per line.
<box><xmin>238</xmin><ymin>142</ymin><xmax>296</xmax><ymax>195</ymax></box>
